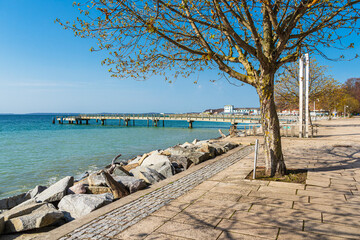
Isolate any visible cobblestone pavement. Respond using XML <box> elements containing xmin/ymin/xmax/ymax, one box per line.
<box><xmin>59</xmin><ymin>146</ymin><xmax>254</xmax><ymax>240</ymax></box>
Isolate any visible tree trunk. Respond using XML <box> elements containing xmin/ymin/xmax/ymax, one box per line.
<box><xmin>257</xmin><ymin>73</ymin><xmax>286</xmax><ymax>177</ymax></box>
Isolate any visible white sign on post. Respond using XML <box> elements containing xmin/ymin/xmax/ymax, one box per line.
<box><xmin>253</xmin><ymin>139</ymin><xmax>259</xmax><ymax>179</ymax></box>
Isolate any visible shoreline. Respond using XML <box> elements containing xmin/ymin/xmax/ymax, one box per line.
<box><xmin>0</xmin><ymin>134</ymin><xmax>242</xmax><ymax>237</ymax></box>
<box><xmin>0</xmin><ymin>114</ymin><xmax>232</xmax><ymax>200</ymax></box>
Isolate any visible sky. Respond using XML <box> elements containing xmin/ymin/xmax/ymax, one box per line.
<box><xmin>0</xmin><ymin>1</ymin><xmax>359</xmax><ymax>114</ymax></box>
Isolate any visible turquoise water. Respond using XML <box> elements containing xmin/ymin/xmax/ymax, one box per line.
<box><xmin>0</xmin><ymin>114</ymin><xmax>235</xmax><ymax>198</ymax></box>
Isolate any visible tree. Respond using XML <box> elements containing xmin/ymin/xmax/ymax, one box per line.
<box><xmin>344</xmin><ymin>78</ymin><xmax>360</xmax><ymax>113</ymax></box>
<box><xmin>59</xmin><ymin>0</ymin><xmax>360</xmax><ymax>176</ymax></box>
<box><xmin>275</xmin><ymin>59</ymin><xmax>341</xmax><ymax>112</ymax></box>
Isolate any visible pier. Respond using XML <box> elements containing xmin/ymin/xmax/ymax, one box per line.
<box><xmin>53</xmin><ymin>113</ymin><xmax>297</xmax><ymax>129</ymax></box>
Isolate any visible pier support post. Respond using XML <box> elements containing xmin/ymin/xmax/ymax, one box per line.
<box><xmin>125</xmin><ymin>119</ymin><xmax>129</xmax><ymax>126</ymax></box>
<box><xmin>163</xmin><ymin>120</ymin><xmax>165</xmax><ymax>127</ymax></box>
<box><xmin>79</xmin><ymin>120</ymin><xmax>82</xmax><ymax>125</ymax></box>
<box><xmin>188</xmin><ymin>120</ymin><xmax>194</xmax><ymax>129</ymax></box>
<box><xmin>154</xmin><ymin>120</ymin><xmax>158</xmax><ymax>127</ymax></box>
<box><xmin>133</xmin><ymin>119</ymin><xmax>135</xmax><ymax>126</ymax></box>
<box><xmin>101</xmin><ymin>119</ymin><xmax>105</xmax><ymax>125</ymax></box>
<box><xmin>147</xmin><ymin>119</ymin><xmax>149</xmax><ymax>127</ymax></box>
<box><xmin>85</xmin><ymin>120</ymin><xmax>89</xmax><ymax>125</ymax></box>
<box><xmin>119</xmin><ymin>119</ymin><xmax>122</xmax><ymax>126</ymax></box>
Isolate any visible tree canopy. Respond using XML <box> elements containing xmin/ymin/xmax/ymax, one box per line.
<box><xmin>59</xmin><ymin>0</ymin><xmax>360</xmax><ymax>176</ymax></box>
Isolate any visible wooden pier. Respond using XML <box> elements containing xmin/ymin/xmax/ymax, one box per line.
<box><xmin>53</xmin><ymin>113</ymin><xmax>297</xmax><ymax>129</ymax></box>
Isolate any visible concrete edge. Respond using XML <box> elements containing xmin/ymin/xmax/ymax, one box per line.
<box><xmin>39</xmin><ymin>144</ymin><xmax>252</xmax><ymax>240</ymax></box>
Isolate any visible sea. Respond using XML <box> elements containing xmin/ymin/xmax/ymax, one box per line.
<box><xmin>0</xmin><ymin>114</ymin><xmax>244</xmax><ymax>199</ymax></box>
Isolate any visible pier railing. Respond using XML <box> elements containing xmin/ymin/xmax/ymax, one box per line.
<box><xmin>54</xmin><ymin>113</ymin><xmax>297</xmax><ymax>127</ymax></box>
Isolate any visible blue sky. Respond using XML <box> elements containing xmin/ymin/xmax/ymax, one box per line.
<box><xmin>0</xmin><ymin>1</ymin><xmax>359</xmax><ymax>114</ymax></box>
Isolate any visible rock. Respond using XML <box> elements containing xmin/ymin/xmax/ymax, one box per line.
<box><xmin>112</xmin><ymin>166</ymin><xmax>131</xmax><ymax>177</ymax></box>
<box><xmin>74</xmin><ymin>176</ymin><xmax>89</xmax><ymax>186</ymax></box>
<box><xmin>208</xmin><ymin>142</ymin><xmax>225</xmax><ymax>155</ymax></box>
<box><xmin>35</xmin><ymin>176</ymin><xmax>74</xmax><ymax>203</ymax></box>
<box><xmin>58</xmin><ymin>193</ymin><xmax>113</xmax><ymax>221</ymax></box>
<box><xmin>86</xmin><ymin>186</ymin><xmax>112</xmax><ymax>195</ymax></box>
<box><xmin>197</xmin><ymin>143</ymin><xmax>216</xmax><ymax>158</ymax></box>
<box><xmin>141</xmin><ymin>154</ymin><xmax>174</xmax><ymax>178</ymax></box>
<box><xmin>122</xmin><ymin>163</ymin><xmax>139</xmax><ymax>172</ymax></box>
<box><xmin>0</xmin><ymin>216</ymin><xmax>4</xmax><ymax>235</ymax></box>
<box><xmin>25</xmin><ymin>185</ymin><xmax>47</xmax><ymax>199</ymax></box>
<box><xmin>101</xmin><ymin>172</ymin><xmax>129</xmax><ymax>199</ymax></box>
<box><xmin>88</xmin><ymin>172</ymin><xmax>107</xmax><ymax>186</ymax></box>
<box><xmin>213</xmin><ymin>141</ymin><xmax>238</xmax><ymax>153</ymax></box>
<box><xmin>128</xmin><ymin>156</ymin><xmax>141</xmax><ymax>164</ymax></box>
<box><xmin>112</xmin><ymin>176</ymin><xmax>147</xmax><ymax>193</ymax></box>
<box><xmin>168</xmin><ymin>155</ymin><xmax>192</xmax><ymax>170</ymax></box>
<box><xmin>171</xmin><ymin>162</ymin><xmax>184</xmax><ymax>174</ymax></box>
<box><xmin>68</xmin><ymin>184</ymin><xmax>86</xmax><ymax>194</ymax></box>
<box><xmin>1</xmin><ymin>202</ymin><xmax>46</xmax><ymax>222</ymax></box>
<box><xmin>192</xmin><ymin>139</ymin><xmax>199</xmax><ymax>144</ymax></box>
<box><xmin>4</xmin><ymin>203</ymin><xmax>63</xmax><ymax>233</ymax></box>
<box><xmin>194</xmin><ymin>140</ymin><xmax>209</xmax><ymax>147</ymax></box>
<box><xmin>164</xmin><ymin>146</ymin><xmax>188</xmax><ymax>156</ymax></box>
<box><xmin>130</xmin><ymin>166</ymin><xmax>165</xmax><ymax>184</ymax></box>
<box><xmin>0</xmin><ymin>193</ymin><xmax>30</xmax><ymax>210</ymax></box>
<box><xmin>180</xmin><ymin>142</ymin><xmax>194</xmax><ymax>149</ymax></box>
<box><xmin>186</xmin><ymin>151</ymin><xmax>210</xmax><ymax>165</ymax></box>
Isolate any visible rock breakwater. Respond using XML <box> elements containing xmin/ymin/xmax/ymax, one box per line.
<box><xmin>0</xmin><ymin>139</ymin><xmax>238</xmax><ymax>236</ymax></box>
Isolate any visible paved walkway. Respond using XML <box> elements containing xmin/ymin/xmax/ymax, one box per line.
<box><xmin>44</xmin><ymin>117</ymin><xmax>360</xmax><ymax>240</ymax></box>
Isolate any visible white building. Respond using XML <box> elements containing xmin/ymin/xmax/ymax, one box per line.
<box><xmin>224</xmin><ymin>105</ymin><xmax>260</xmax><ymax>115</ymax></box>
<box><xmin>224</xmin><ymin>105</ymin><xmax>234</xmax><ymax>113</ymax></box>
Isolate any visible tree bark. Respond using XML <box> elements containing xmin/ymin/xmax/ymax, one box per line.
<box><xmin>257</xmin><ymin>73</ymin><xmax>287</xmax><ymax>177</ymax></box>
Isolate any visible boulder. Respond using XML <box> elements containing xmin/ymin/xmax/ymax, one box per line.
<box><xmin>130</xmin><ymin>166</ymin><xmax>165</xmax><ymax>184</ymax></box>
<box><xmin>0</xmin><ymin>216</ymin><xmax>4</xmax><ymax>235</ymax></box>
<box><xmin>68</xmin><ymin>184</ymin><xmax>86</xmax><ymax>194</ymax></box>
<box><xmin>101</xmin><ymin>172</ymin><xmax>129</xmax><ymax>199</ymax></box>
<box><xmin>186</xmin><ymin>151</ymin><xmax>210</xmax><ymax>165</ymax></box>
<box><xmin>88</xmin><ymin>172</ymin><xmax>107</xmax><ymax>186</ymax></box>
<box><xmin>180</xmin><ymin>142</ymin><xmax>194</xmax><ymax>149</ymax></box>
<box><xmin>112</xmin><ymin>176</ymin><xmax>147</xmax><ymax>193</ymax></box>
<box><xmin>164</xmin><ymin>146</ymin><xmax>188</xmax><ymax>156</ymax></box>
<box><xmin>141</xmin><ymin>154</ymin><xmax>174</xmax><ymax>178</ymax></box>
<box><xmin>25</xmin><ymin>185</ymin><xmax>47</xmax><ymax>199</ymax></box>
<box><xmin>128</xmin><ymin>156</ymin><xmax>141</xmax><ymax>165</ymax></box>
<box><xmin>35</xmin><ymin>176</ymin><xmax>74</xmax><ymax>203</ymax></box>
<box><xmin>58</xmin><ymin>193</ymin><xmax>113</xmax><ymax>221</ymax></box>
<box><xmin>171</xmin><ymin>162</ymin><xmax>184</xmax><ymax>174</ymax></box>
<box><xmin>74</xmin><ymin>176</ymin><xmax>89</xmax><ymax>186</ymax></box>
<box><xmin>194</xmin><ymin>140</ymin><xmax>209</xmax><ymax>147</ymax></box>
<box><xmin>168</xmin><ymin>155</ymin><xmax>192</xmax><ymax>170</ymax></box>
<box><xmin>221</xmin><ymin>142</ymin><xmax>238</xmax><ymax>151</ymax></box>
<box><xmin>0</xmin><ymin>193</ymin><xmax>30</xmax><ymax>210</ymax></box>
<box><xmin>4</xmin><ymin>203</ymin><xmax>63</xmax><ymax>233</ymax></box>
<box><xmin>1</xmin><ymin>202</ymin><xmax>46</xmax><ymax>222</ymax></box>
<box><xmin>192</xmin><ymin>139</ymin><xmax>199</xmax><ymax>145</ymax></box>
<box><xmin>208</xmin><ymin>142</ymin><xmax>225</xmax><ymax>155</ymax></box>
<box><xmin>122</xmin><ymin>163</ymin><xmax>139</xmax><ymax>172</ymax></box>
<box><xmin>86</xmin><ymin>186</ymin><xmax>112</xmax><ymax>195</ymax></box>
<box><xmin>112</xmin><ymin>166</ymin><xmax>131</xmax><ymax>177</ymax></box>
<box><xmin>197</xmin><ymin>143</ymin><xmax>216</xmax><ymax>158</ymax></box>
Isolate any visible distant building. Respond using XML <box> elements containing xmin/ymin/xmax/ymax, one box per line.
<box><xmin>224</xmin><ymin>105</ymin><xmax>260</xmax><ymax>115</ymax></box>
<box><xmin>224</xmin><ymin>105</ymin><xmax>234</xmax><ymax>113</ymax></box>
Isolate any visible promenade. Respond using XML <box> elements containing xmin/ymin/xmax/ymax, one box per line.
<box><xmin>37</xmin><ymin>117</ymin><xmax>360</xmax><ymax>239</ymax></box>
